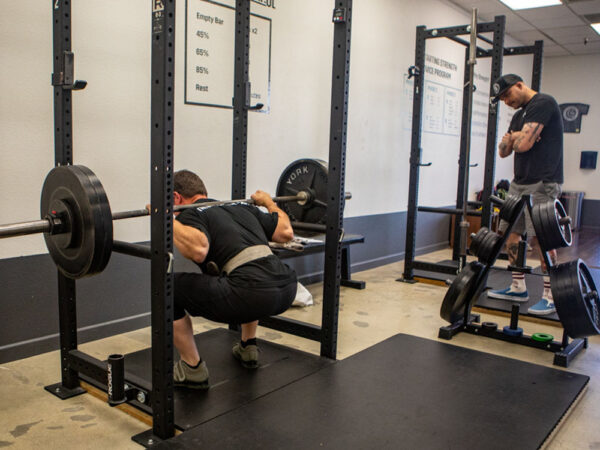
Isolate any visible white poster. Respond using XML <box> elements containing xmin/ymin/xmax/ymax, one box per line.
<box><xmin>185</xmin><ymin>0</ymin><xmax>271</xmax><ymax>111</ymax></box>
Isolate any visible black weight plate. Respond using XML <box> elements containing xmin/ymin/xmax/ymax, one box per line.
<box><xmin>489</xmin><ymin>233</ymin><xmax>504</xmax><ymax>265</ymax></box>
<box><xmin>542</xmin><ymin>200</ymin><xmax>562</xmax><ymax>250</ymax></box>
<box><xmin>476</xmin><ymin>229</ymin><xmax>492</xmax><ymax>264</ymax></box>
<box><xmin>479</xmin><ymin>231</ymin><xmax>495</xmax><ymax>265</ymax></box>
<box><xmin>481</xmin><ymin>321</ymin><xmax>498</xmax><ymax>331</ymax></box>
<box><xmin>469</xmin><ymin>228</ymin><xmax>488</xmax><ymax>259</ymax></box>
<box><xmin>552</xmin><ymin>259</ymin><xmax>600</xmax><ymax>338</ymax></box>
<box><xmin>440</xmin><ymin>261</ymin><xmax>485</xmax><ymax>324</ymax></box>
<box><xmin>477</xmin><ymin>229</ymin><xmax>502</xmax><ymax>266</ymax></box>
<box><xmin>276</xmin><ymin>159</ymin><xmax>329</xmax><ymax>234</ymax></box>
<box><xmin>552</xmin><ymin>199</ymin><xmax>572</xmax><ymax>248</ymax></box>
<box><xmin>40</xmin><ymin>165</ymin><xmax>113</xmax><ymax>279</ymax></box>
<box><xmin>530</xmin><ymin>202</ymin><xmax>550</xmax><ymax>251</ymax></box>
<box><xmin>499</xmin><ymin>194</ymin><xmax>523</xmax><ymax>224</ymax></box>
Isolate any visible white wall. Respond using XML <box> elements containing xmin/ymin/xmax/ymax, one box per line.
<box><xmin>540</xmin><ymin>54</ymin><xmax>600</xmax><ymax>200</ymax></box>
<box><xmin>0</xmin><ymin>0</ymin><xmax>534</xmax><ymax>259</ymax></box>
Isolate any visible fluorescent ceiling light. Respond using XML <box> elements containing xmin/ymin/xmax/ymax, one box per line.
<box><xmin>499</xmin><ymin>0</ymin><xmax>561</xmax><ymax>10</ymax></box>
<box><xmin>592</xmin><ymin>23</ymin><xmax>600</xmax><ymax>34</ymax></box>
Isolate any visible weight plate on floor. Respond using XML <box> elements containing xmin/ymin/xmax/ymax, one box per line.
<box><xmin>551</xmin><ymin>259</ymin><xmax>600</xmax><ymax>338</ymax></box>
<box><xmin>276</xmin><ymin>159</ymin><xmax>329</xmax><ymax>234</ymax></box>
<box><xmin>531</xmin><ymin>332</ymin><xmax>554</xmax><ymax>342</ymax></box>
<box><xmin>40</xmin><ymin>165</ymin><xmax>113</xmax><ymax>279</ymax></box>
<box><xmin>440</xmin><ymin>261</ymin><xmax>486</xmax><ymax>324</ymax></box>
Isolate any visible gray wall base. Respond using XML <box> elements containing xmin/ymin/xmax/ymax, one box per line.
<box><xmin>0</xmin><ymin>210</ymin><xmax>449</xmax><ymax>363</ymax></box>
<box><xmin>582</xmin><ymin>199</ymin><xmax>600</xmax><ymax>228</ymax></box>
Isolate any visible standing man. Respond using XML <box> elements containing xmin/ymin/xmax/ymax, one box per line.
<box><xmin>169</xmin><ymin>170</ymin><xmax>297</xmax><ymax>389</ymax></box>
<box><xmin>487</xmin><ymin>74</ymin><xmax>564</xmax><ymax>316</ymax></box>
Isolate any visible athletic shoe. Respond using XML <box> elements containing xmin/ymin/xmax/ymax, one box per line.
<box><xmin>487</xmin><ymin>286</ymin><xmax>529</xmax><ymax>302</ymax></box>
<box><xmin>527</xmin><ymin>298</ymin><xmax>556</xmax><ymax>316</ymax></box>
<box><xmin>173</xmin><ymin>360</ymin><xmax>209</xmax><ymax>389</ymax></box>
<box><xmin>232</xmin><ymin>342</ymin><xmax>259</xmax><ymax>369</ymax></box>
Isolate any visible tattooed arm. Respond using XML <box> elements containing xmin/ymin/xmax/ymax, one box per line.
<box><xmin>498</xmin><ymin>132</ymin><xmax>514</xmax><ymax>158</ymax></box>
<box><xmin>510</xmin><ymin>122</ymin><xmax>544</xmax><ymax>153</ymax></box>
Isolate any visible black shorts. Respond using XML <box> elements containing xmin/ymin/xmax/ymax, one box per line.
<box><xmin>173</xmin><ymin>272</ymin><xmax>297</xmax><ymax>323</ymax></box>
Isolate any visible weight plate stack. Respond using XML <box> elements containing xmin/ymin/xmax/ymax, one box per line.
<box><xmin>499</xmin><ymin>194</ymin><xmax>523</xmax><ymax>224</ymax></box>
<box><xmin>551</xmin><ymin>259</ymin><xmax>600</xmax><ymax>338</ymax></box>
<box><xmin>531</xmin><ymin>199</ymin><xmax>572</xmax><ymax>252</ymax></box>
<box><xmin>469</xmin><ymin>227</ymin><xmax>502</xmax><ymax>266</ymax></box>
<box><xmin>40</xmin><ymin>165</ymin><xmax>113</xmax><ymax>279</ymax></box>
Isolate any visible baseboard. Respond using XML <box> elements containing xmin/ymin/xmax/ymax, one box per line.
<box><xmin>1</xmin><ymin>209</ymin><xmax>451</xmax><ymax>363</ymax></box>
<box><xmin>0</xmin><ymin>313</ymin><xmax>150</xmax><ymax>364</ymax></box>
<box><xmin>297</xmin><ymin>240</ymin><xmax>450</xmax><ymax>286</ymax></box>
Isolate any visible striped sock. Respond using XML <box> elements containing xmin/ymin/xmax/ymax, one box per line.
<box><xmin>511</xmin><ymin>272</ymin><xmax>526</xmax><ymax>292</ymax></box>
<box><xmin>543</xmin><ymin>276</ymin><xmax>553</xmax><ymax>301</ymax></box>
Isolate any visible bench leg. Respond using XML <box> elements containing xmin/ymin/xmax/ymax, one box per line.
<box><xmin>340</xmin><ymin>246</ymin><xmax>366</xmax><ymax>289</ymax></box>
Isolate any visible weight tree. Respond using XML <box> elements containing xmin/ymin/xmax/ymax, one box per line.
<box><xmin>400</xmin><ymin>14</ymin><xmax>544</xmax><ymax>283</ymax></box>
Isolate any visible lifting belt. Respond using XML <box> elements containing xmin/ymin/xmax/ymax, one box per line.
<box><xmin>221</xmin><ymin>245</ymin><xmax>273</xmax><ymax>275</ymax></box>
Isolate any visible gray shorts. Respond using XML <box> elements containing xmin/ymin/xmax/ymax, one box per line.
<box><xmin>498</xmin><ymin>181</ymin><xmax>561</xmax><ymax>238</ymax></box>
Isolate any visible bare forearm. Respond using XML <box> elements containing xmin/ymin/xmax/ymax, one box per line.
<box><xmin>510</xmin><ymin>131</ymin><xmax>530</xmax><ymax>153</ymax></box>
<box><xmin>264</xmin><ymin>200</ymin><xmax>294</xmax><ymax>243</ymax></box>
<box><xmin>499</xmin><ymin>140</ymin><xmax>513</xmax><ymax>158</ymax></box>
<box><xmin>511</xmin><ymin>123</ymin><xmax>543</xmax><ymax>153</ymax></box>
<box><xmin>173</xmin><ymin>220</ymin><xmax>209</xmax><ymax>262</ymax></box>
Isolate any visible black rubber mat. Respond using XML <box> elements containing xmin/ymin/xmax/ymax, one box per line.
<box><xmin>124</xmin><ymin>328</ymin><xmax>332</xmax><ymax>429</ymax></box>
<box><xmin>156</xmin><ymin>333</ymin><xmax>588</xmax><ymax>449</ymax></box>
<box><xmin>476</xmin><ymin>266</ymin><xmax>600</xmax><ymax>322</ymax></box>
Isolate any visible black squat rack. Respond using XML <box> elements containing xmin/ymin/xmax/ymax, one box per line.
<box><xmin>400</xmin><ymin>14</ymin><xmax>544</xmax><ymax>284</ymax></box>
<box><xmin>43</xmin><ymin>0</ymin><xmax>354</xmax><ymax>445</ymax></box>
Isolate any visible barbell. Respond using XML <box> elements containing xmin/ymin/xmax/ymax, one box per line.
<box><xmin>0</xmin><ymin>160</ymin><xmax>351</xmax><ymax>279</ymax></box>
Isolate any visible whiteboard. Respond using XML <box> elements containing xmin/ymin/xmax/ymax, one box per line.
<box><xmin>185</xmin><ymin>0</ymin><xmax>271</xmax><ymax>111</ymax></box>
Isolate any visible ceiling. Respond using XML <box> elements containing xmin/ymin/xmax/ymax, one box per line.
<box><xmin>447</xmin><ymin>0</ymin><xmax>600</xmax><ymax>56</ymax></box>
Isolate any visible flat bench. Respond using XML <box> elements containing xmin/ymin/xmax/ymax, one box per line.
<box><xmin>272</xmin><ymin>233</ymin><xmax>366</xmax><ymax>289</ymax></box>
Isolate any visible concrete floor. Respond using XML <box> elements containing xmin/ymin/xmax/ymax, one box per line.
<box><xmin>1</xmin><ymin>248</ymin><xmax>599</xmax><ymax>449</ymax></box>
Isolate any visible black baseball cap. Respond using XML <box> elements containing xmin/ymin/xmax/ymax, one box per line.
<box><xmin>491</xmin><ymin>74</ymin><xmax>523</xmax><ymax>103</ymax></box>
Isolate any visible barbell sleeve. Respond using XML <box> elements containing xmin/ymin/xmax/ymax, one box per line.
<box><xmin>0</xmin><ymin>219</ymin><xmax>51</xmax><ymax>238</ymax></box>
<box><xmin>489</xmin><ymin>195</ymin><xmax>504</xmax><ymax>206</ymax></box>
<box><xmin>112</xmin><ymin>240</ymin><xmax>152</xmax><ymax>260</ymax></box>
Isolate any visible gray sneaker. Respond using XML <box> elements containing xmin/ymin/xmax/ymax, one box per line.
<box><xmin>232</xmin><ymin>342</ymin><xmax>259</xmax><ymax>369</ymax></box>
<box><xmin>173</xmin><ymin>360</ymin><xmax>209</xmax><ymax>389</ymax></box>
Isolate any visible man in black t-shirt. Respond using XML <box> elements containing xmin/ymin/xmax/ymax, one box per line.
<box><xmin>487</xmin><ymin>74</ymin><xmax>563</xmax><ymax>316</ymax></box>
<box><xmin>169</xmin><ymin>170</ymin><xmax>297</xmax><ymax>388</ymax></box>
